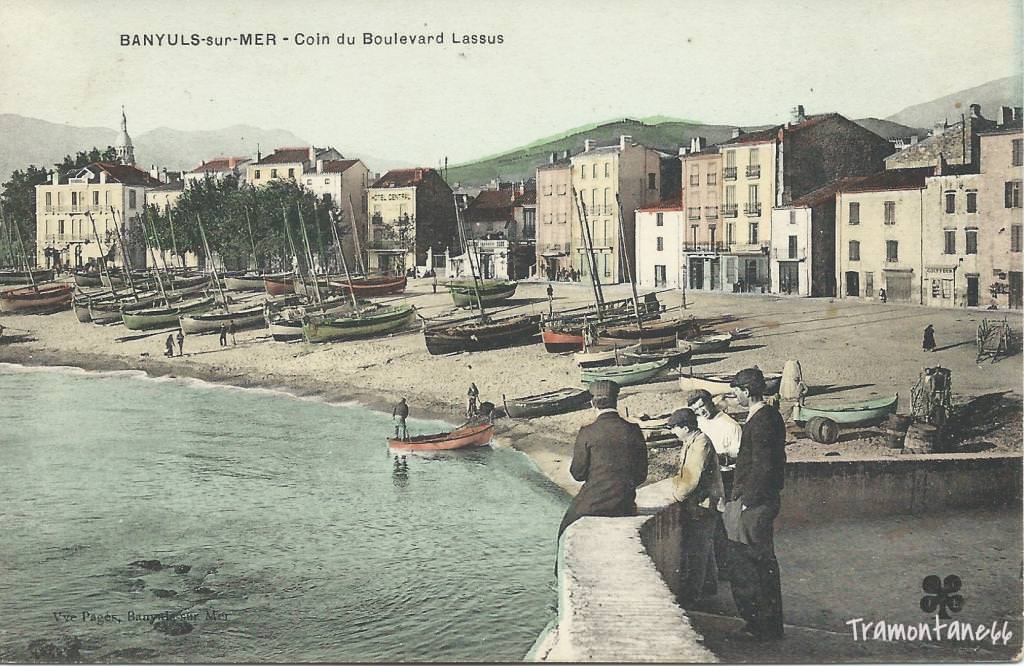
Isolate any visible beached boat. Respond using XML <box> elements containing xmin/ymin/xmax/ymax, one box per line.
<box><xmin>581</xmin><ymin>359</ymin><xmax>669</xmax><ymax>387</ymax></box>
<box><xmin>596</xmin><ymin>331</ymin><xmax>679</xmax><ymax>350</ymax></box>
<box><xmin>121</xmin><ymin>297</ymin><xmax>216</xmax><ymax>331</ymax></box>
<box><xmin>179</xmin><ymin>304</ymin><xmax>267</xmax><ymax>335</ymax></box>
<box><xmin>331</xmin><ymin>275</ymin><xmax>407</xmax><ymax>298</ymax></box>
<box><xmin>73</xmin><ymin>270</ymin><xmax>103</xmax><ymax>287</ymax></box>
<box><xmin>423</xmin><ymin>314</ymin><xmax>541</xmax><ymax>355</ymax></box>
<box><xmin>678</xmin><ymin>371</ymin><xmax>783</xmax><ymax>397</ymax></box>
<box><xmin>0</xmin><ymin>283</ymin><xmax>73</xmax><ymax>314</ymax></box>
<box><xmin>223</xmin><ymin>272</ymin><xmax>269</xmax><ymax>291</ymax></box>
<box><xmin>541</xmin><ymin>327</ymin><xmax>586</xmax><ymax>353</ymax></box>
<box><xmin>388</xmin><ymin>422</ymin><xmax>494</xmax><ymax>451</ymax></box>
<box><xmin>573</xmin><ymin>343</ymin><xmax>642</xmax><ymax>368</ymax></box>
<box><xmin>622</xmin><ymin>342</ymin><xmax>694</xmax><ymax>367</ymax></box>
<box><xmin>264</xmin><ymin>295</ymin><xmax>359</xmax><ymax>342</ymax></box>
<box><xmin>503</xmin><ymin>387</ymin><xmax>592</xmax><ymax>419</ymax></box>
<box><xmin>0</xmin><ymin>268</ymin><xmax>55</xmax><ymax>285</ymax></box>
<box><xmin>792</xmin><ymin>394</ymin><xmax>899</xmax><ymax>426</ymax></box>
<box><xmin>686</xmin><ymin>332</ymin><xmax>733</xmax><ymax>355</ymax></box>
<box><xmin>447</xmin><ymin>279</ymin><xmax>518</xmax><ymax>307</ymax></box>
<box><xmin>600</xmin><ymin>315</ymin><xmax>700</xmax><ymax>341</ymax></box>
<box><xmin>264</xmin><ymin>272</ymin><xmax>297</xmax><ymax>296</ymax></box>
<box><xmin>302</xmin><ymin>304</ymin><xmax>415</xmax><ymax>343</ymax></box>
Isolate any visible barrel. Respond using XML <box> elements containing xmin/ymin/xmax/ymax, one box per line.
<box><xmin>806</xmin><ymin>416</ymin><xmax>840</xmax><ymax>444</ymax></box>
<box><xmin>904</xmin><ymin>423</ymin><xmax>939</xmax><ymax>454</ymax></box>
<box><xmin>883</xmin><ymin>414</ymin><xmax>914</xmax><ymax>449</ymax></box>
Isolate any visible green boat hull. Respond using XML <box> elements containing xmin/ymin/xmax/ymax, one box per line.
<box><xmin>121</xmin><ymin>298</ymin><xmax>216</xmax><ymax>331</ymax></box>
<box><xmin>302</xmin><ymin>305</ymin><xmax>415</xmax><ymax>343</ymax></box>
<box><xmin>447</xmin><ymin>280</ymin><xmax>517</xmax><ymax>307</ymax></box>
<box><xmin>580</xmin><ymin>359</ymin><xmax>668</xmax><ymax>387</ymax></box>
<box><xmin>792</xmin><ymin>394</ymin><xmax>899</xmax><ymax>425</ymax></box>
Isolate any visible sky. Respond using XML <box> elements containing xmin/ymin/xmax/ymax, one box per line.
<box><xmin>0</xmin><ymin>0</ymin><xmax>1020</xmax><ymax>165</ymax></box>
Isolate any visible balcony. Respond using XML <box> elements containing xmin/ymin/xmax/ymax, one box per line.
<box><xmin>366</xmin><ymin>239</ymin><xmax>411</xmax><ymax>251</ymax></box>
<box><xmin>746</xmin><ymin>165</ymin><xmax>761</xmax><ymax>178</ymax></box>
<box><xmin>704</xmin><ymin>206</ymin><xmax>719</xmax><ymax>220</ymax></box>
<box><xmin>744</xmin><ymin>202</ymin><xmax>762</xmax><ymax>217</ymax></box>
<box><xmin>723</xmin><ymin>166</ymin><xmax>737</xmax><ymax>181</ymax></box>
<box><xmin>43</xmin><ymin>205</ymin><xmax>108</xmax><ymax>214</ymax></box>
<box><xmin>721</xmin><ymin>203</ymin><xmax>738</xmax><ymax>218</ymax></box>
<box><xmin>583</xmin><ymin>204</ymin><xmax>613</xmax><ymax>216</ymax></box>
<box><xmin>682</xmin><ymin>242</ymin><xmax>725</xmax><ymax>253</ymax></box>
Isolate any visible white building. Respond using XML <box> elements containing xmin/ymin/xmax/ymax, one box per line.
<box><xmin>635</xmin><ymin>200</ymin><xmax>685</xmax><ymax>289</ymax></box>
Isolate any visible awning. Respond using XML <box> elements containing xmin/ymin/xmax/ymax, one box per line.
<box><xmin>541</xmin><ymin>251</ymin><xmax>567</xmax><ymax>258</ymax></box>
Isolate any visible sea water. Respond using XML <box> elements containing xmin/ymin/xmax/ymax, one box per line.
<box><xmin>0</xmin><ymin>364</ymin><xmax>567</xmax><ymax>662</ymax></box>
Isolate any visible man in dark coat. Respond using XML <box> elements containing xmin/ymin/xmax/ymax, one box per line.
<box><xmin>724</xmin><ymin>367</ymin><xmax>786</xmax><ymax>640</ymax></box>
<box><xmin>557</xmin><ymin>380</ymin><xmax>648</xmax><ymax>538</ymax></box>
<box><xmin>392</xmin><ymin>398</ymin><xmax>409</xmax><ymax>440</ymax></box>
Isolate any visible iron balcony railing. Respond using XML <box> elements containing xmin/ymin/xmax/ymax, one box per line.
<box><xmin>721</xmin><ymin>203</ymin><xmax>738</xmax><ymax>218</ymax></box>
<box><xmin>746</xmin><ymin>165</ymin><xmax>761</xmax><ymax>178</ymax></box>
<box><xmin>744</xmin><ymin>202</ymin><xmax>762</xmax><ymax>216</ymax></box>
<box><xmin>682</xmin><ymin>241</ymin><xmax>726</xmax><ymax>253</ymax></box>
<box><xmin>723</xmin><ymin>167</ymin><xmax>737</xmax><ymax>180</ymax></box>
<box><xmin>704</xmin><ymin>206</ymin><xmax>719</xmax><ymax>220</ymax></box>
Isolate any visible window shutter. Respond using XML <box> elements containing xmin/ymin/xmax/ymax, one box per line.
<box><xmin>1007</xmin><ymin>182</ymin><xmax>1014</xmax><ymax>208</ymax></box>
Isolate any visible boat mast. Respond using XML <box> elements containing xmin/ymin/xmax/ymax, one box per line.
<box><xmin>196</xmin><ymin>215</ymin><xmax>231</xmax><ymax>315</ymax></box>
<box><xmin>85</xmin><ymin>211</ymin><xmax>115</xmax><ymax>293</ymax></box>
<box><xmin>452</xmin><ymin>194</ymin><xmax>486</xmax><ymax>317</ymax></box>
<box><xmin>0</xmin><ymin>204</ymin><xmax>14</xmax><ymax>269</ymax></box>
<box><xmin>615</xmin><ymin>193</ymin><xmax>643</xmax><ymax>331</ymax></box>
<box><xmin>571</xmin><ymin>187</ymin><xmax>604</xmax><ymax>319</ymax></box>
<box><xmin>243</xmin><ymin>207</ymin><xmax>260</xmax><ymax>274</ymax></box>
<box><xmin>280</xmin><ymin>204</ymin><xmax>311</xmax><ymax>298</ymax></box>
<box><xmin>348</xmin><ymin>194</ymin><xmax>366</xmax><ymax>274</ymax></box>
<box><xmin>328</xmin><ymin>208</ymin><xmax>359</xmax><ymax>309</ymax></box>
<box><xmin>295</xmin><ymin>202</ymin><xmax>323</xmax><ymax>305</ymax></box>
<box><xmin>144</xmin><ymin>207</ymin><xmax>175</xmax><ymax>289</ymax></box>
<box><xmin>166</xmin><ymin>205</ymin><xmax>182</xmax><ymax>269</ymax></box>
<box><xmin>7</xmin><ymin>208</ymin><xmax>37</xmax><ymax>290</ymax></box>
<box><xmin>138</xmin><ymin>213</ymin><xmax>170</xmax><ymax>305</ymax></box>
<box><xmin>110</xmin><ymin>208</ymin><xmax>140</xmax><ymax>299</ymax></box>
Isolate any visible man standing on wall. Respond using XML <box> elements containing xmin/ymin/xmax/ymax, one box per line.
<box><xmin>557</xmin><ymin>380</ymin><xmax>648</xmax><ymax>539</ymax></box>
<box><xmin>724</xmin><ymin>368</ymin><xmax>786</xmax><ymax>641</ymax></box>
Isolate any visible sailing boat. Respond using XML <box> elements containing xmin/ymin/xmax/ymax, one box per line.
<box><xmin>0</xmin><ymin>206</ymin><xmax>72</xmax><ymax>314</ymax></box>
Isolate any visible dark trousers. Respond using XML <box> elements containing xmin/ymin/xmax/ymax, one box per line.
<box><xmin>678</xmin><ymin>505</ymin><xmax>719</xmax><ymax>607</ymax></box>
<box><xmin>726</xmin><ymin>500</ymin><xmax>784</xmax><ymax>638</ymax></box>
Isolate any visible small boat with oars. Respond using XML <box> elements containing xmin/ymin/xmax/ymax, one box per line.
<box><xmin>621</xmin><ymin>341</ymin><xmax>694</xmax><ymax>367</ymax></box>
<box><xmin>678</xmin><ymin>370</ymin><xmax>783</xmax><ymax>397</ymax></box>
<box><xmin>503</xmin><ymin>387</ymin><xmax>592</xmax><ymax>419</ymax></box>
<box><xmin>302</xmin><ymin>303</ymin><xmax>416</xmax><ymax>343</ymax></box>
<box><xmin>0</xmin><ymin>283</ymin><xmax>73</xmax><ymax>314</ymax></box>
<box><xmin>388</xmin><ymin>422</ymin><xmax>494</xmax><ymax>451</ymax></box>
<box><xmin>573</xmin><ymin>342</ymin><xmax>641</xmax><ymax>368</ymax></box>
<box><xmin>686</xmin><ymin>332</ymin><xmax>734</xmax><ymax>355</ymax></box>
<box><xmin>581</xmin><ymin>359</ymin><xmax>669</xmax><ymax>387</ymax></box>
<box><xmin>447</xmin><ymin>279</ymin><xmax>518</xmax><ymax>308</ymax></box>
<box><xmin>422</xmin><ymin>314</ymin><xmax>541</xmax><ymax>355</ymax></box>
<box><xmin>792</xmin><ymin>394</ymin><xmax>899</xmax><ymax>427</ymax></box>
<box><xmin>330</xmin><ymin>274</ymin><xmax>407</xmax><ymax>298</ymax></box>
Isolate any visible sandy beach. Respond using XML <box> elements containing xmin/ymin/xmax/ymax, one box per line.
<box><xmin>1</xmin><ymin>279</ymin><xmax>1021</xmax><ymax>496</ymax></box>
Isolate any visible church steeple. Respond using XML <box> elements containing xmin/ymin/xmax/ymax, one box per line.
<box><xmin>115</xmin><ymin>106</ymin><xmax>135</xmax><ymax>166</ymax></box>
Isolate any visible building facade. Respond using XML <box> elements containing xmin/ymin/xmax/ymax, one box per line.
<box><xmin>299</xmin><ymin>159</ymin><xmax>371</xmax><ymax>268</ymax></box>
<box><xmin>366</xmin><ymin>168</ymin><xmax>456</xmax><ymax>275</ymax></box>
<box><xmin>246</xmin><ymin>146</ymin><xmax>344</xmax><ymax>187</ymax></box>
<box><xmin>184</xmin><ymin>157</ymin><xmax>251</xmax><ymax>189</ymax></box>
<box><xmin>769</xmin><ymin>182</ymin><xmax>841</xmax><ymax>297</ymax></box>
<box><xmin>978</xmin><ymin>125</ymin><xmax>1023</xmax><ymax>309</ymax></box>
<box><xmin>535</xmin><ymin>157</ymin><xmax>575</xmax><ymax>280</ymax></box>
<box><xmin>679</xmin><ymin>140</ymin><xmax>724</xmax><ymax>291</ymax></box>
<box><xmin>635</xmin><ymin>201</ymin><xmax>685</xmax><ymax>290</ymax></box>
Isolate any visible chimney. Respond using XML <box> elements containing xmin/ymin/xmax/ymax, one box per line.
<box><xmin>1000</xmin><ymin>106</ymin><xmax>1014</xmax><ymax>125</ymax></box>
<box><xmin>690</xmin><ymin>136</ymin><xmax>706</xmax><ymax>153</ymax></box>
<box><xmin>934</xmin><ymin>153</ymin><xmax>947</xmax><ymax>176</ymax></box>
<box><xmin>161</xmin><ymin>167</ymin><xmax>168</xmax><ymax>183</ymax></box>
<box><xmin>619</xmin><ymin>134</ymin><xmax>632</xmax><ymax>150</ymax></box>
<box><xmin>256</xmin><ymin>143</ymin><xmax>261</xmax><ymax>162</ymax></box>
<box><xmin>791</xmin><ymin>105</ymin><xmax>806</xmax><ymax>124</ymax></box>
<box><xmin>910</xmin><ymin>135</ymin><xmax>919</xmax><ymax>145</ymax></box>
<box><xmin>969</xmin><ymin>104</ymin><xmax>982</xmax><ymax>119</ymax></box>
<box><xmin>584</xmin><ymin>139</ymin><xmax>595</xmax><ymax>152</ymax></box>
<box><xmin>562</xmin><ymin>149</ymin><xmax>569</xmax><ymax>160</ymax></box>
<box><xmin>309</xmin><ymin>147</ymin><xmax>316</xmax><ymax>162</ymax></box>
<box><xmin>678</xmin><ymin>146</ymin><xmax>688</xmax><ymax>156</ymax></box>
<box><xmin>50</xmin><ymin>170</ymin><xmax>58</xmax><ymax>184</ymax></box>
<box><xmin>99</xmin><ymin>170</ymin><xmax>107</xmax><ymax>184</ymax></box>
<box><xmin>150</xmin><ymin>165</ymin><xmax>159</xmax><ymax>181</ymax></box>
<box><xmin>317</xmin><ymin>159</ymin><xmax>324</xmax><ymax>173</ymax></box>
<box><xmin>732</xmin><ymin>127</ymin><xmax>744</xmax><ymax>139</ymax></box>
<box><xmin>549</xmin><ymin>151</ymin><xmax>556</xmax><ymax>164</ymax></box>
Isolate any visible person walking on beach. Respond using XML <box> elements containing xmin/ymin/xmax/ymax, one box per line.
<box><xmin>666</xmin><ymin>407</ymin><xmax>724</xmax><ymax>607</ymax></box>
<box><xmin>546</xmin><ymin>283</ymin><xmax>554</xmax><ymax>316</ymax></box>
<box><xmin>557</xmin><ymin>380</ymin><xmax>647</xmax><ymax>539</ymax></box>
<box><xmin>164</xmin><ymin>334</ymin><xmax>175</xmax><ymax>358</ymax></box>
<box><xmin>431</xmin><ymin>272</ymin><xmax>438</xmax><ymax>294</ymax></box>
<box><xmin>176</xmin><ymin>329</ymin><xmax>185</xmax><ymax>356</ymax></box>
<box><xmin>723</xmin><ymin>368</ymin><xmax>786</xmax><ymax>641</ymax></box>
<box><xmin>467</xmin><ymin>383</ymin><xmax>480</xmax><ymax>417</ymax></box>
<box><xmin>392</xmin><ymin>397</ymin><xmax>409</xmax><ymax>440</ymax></box>
<box><xmin>219</xmin><ymin>324</ymin><xmax>228</xmax><ymax>347</ymax></box>
<box><xmin>923</xmin><ymin>324</ymin><xmax>936</xmax><ymax>352</ymax></box>
<box><xmin>228</xmin><ymin>320</ymin><xmax>237</xmax><ymax>346</ymax></box>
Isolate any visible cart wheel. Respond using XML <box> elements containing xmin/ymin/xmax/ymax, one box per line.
<box><xmin>807</xmin><ymin>416</ymin><xmax>840</xmax><ymax>444</ymax></box>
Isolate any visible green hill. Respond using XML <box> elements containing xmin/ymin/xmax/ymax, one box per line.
<box><xmin>444</xmin><ymin>118</ymin><xmax>748</xmax><ymax>186</ymax></box>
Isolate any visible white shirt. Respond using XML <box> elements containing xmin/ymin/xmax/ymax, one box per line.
<box><xmin>697</xmin><ymin>411</ymin><xmax>742</xmax><ymax>458</ymax></box>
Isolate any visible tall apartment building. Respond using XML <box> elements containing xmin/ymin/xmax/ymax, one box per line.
<box><xmin>635</xmin><ymin>200</ymin><xmax>685</xmax><ymax>289</ymax></box>
<box><xmin>978</xmin><ymin>121</ymin><xmax>1023</xmax><ymax>308</ymax></box>
<box><xmin>366</xmin><ymin>168</ymin><xmax>456</xmax><ymax>275</ymax></box>
<box><xmin>535</xmin><ymin>153</ymin><xmax>574</xmax><ymax>280</ymax></box>
<box><xmin>679</xmin><ymin>139</ymin><xmax>724</xmax><ymax>291</ymax></box>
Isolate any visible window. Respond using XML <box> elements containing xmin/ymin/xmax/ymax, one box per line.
<box><xmin>92</xmin><ymin>191</ymin><xmax>99</xmax><ymax>206</ymax></box>
<box><xmin>128</xmin><ymin>190</ymin><xmax>137</xmax><ymax>209</ymax></box>
<box><xmin>604</xmin><ymin>188</ymin><xmax>610</xmax><ymax>206</ymax></box>
<box><xmin>325</xmin><ymin>179</ymin><xmax>330</xmax><ymax>185</ymax></box>
<box><xmin>254</xmin><ymin>169</ymin><xmax>261</xmax><ymax>179</ymax></box>
<box><xmin>544</xmin><ymin>184</ymin><xmax>552</xmax><ymax>196</ymax></box>
<box><xmin>592</xmin><ymin>189</ymin><xmax>598</xmax><ymax>207</ymax></box>
<box><xmin>544</xmin><ymin>213</ymin><xmax>552</xmax><ymax>224</ymax></box>
<box><xmin>1005</xmin><ymin>181</ymin><xmax>1022</xmax><ymax>208</ymax></box>
<box><xmin>886</xmin><ymin>240</ymin><xmax>898</xmax><ymax>262</ymax></box>
<box><xmin>604</xmin><ymin>162</ymin><xmax>610</xmax><ymax>177</ymax></box>
<box><xmin>71</xmin><ymin>192</ymin><xmax>79</xmax><ymax>208</ymax></box>
<box><xmin>724</xmin><ymin>185</ymin><xmax>735</xmax><ymax>205</ymax></box>
<box><xmin>105</xmin><ymin>191</ymin><xmax>110</xmax><ymax>205</ymax></box>
<box><xmin>966</xmin><ymin>190</ymin><xmax>977</xmax><ymax>213</ymax></box>
<box><xmin>603</xmin><ymin>254</ymin><xmax>611</xmax><ymax>277</ymax></box>
<box><xmin>725</xmin><ymin>151</ymin><xmax>735</xmax><ymax>167</ymax></box>
<box><xmin>943</xmin><ymin>230</ymin><xmax>956</xmax><ymax>254</ymax></box>
<box><xmin>709</xmin><ymin>226</ymin><xmax>717</xmax><ymax>246</ymax></box>
<box><xmin>707</xmin><ymin>172</ymin><xmax>717</xmax><ymax>185</ymax></box>
<box><xmin>749</xmin><ymin>222</ymin><xmax>759</xmax><ymax>244</ymax></box>
<box><xmin>592</xmin><ymin>164</ymin><xmax>598</xmax><ymax>178</ymax></box>
<box><xmin>864</xmin><ymin>272</ymin><xmax>874</xmax><ymax>298</ymax></box>
<box><xmin>748</xmin><ymin>184</ymin><xmax>759</xmax><ymax>204</ymax></box>
<box><xmin>691</xmin><ymin>226</ymin><xmax>699</xmax><ymax>245</ymax></box>
<box><xmin>648</xmin><ymin>173</ymin><xmax>657</xmax><ymax>190</ymax></box>
<box><xmin>966</xmin><ymin>229</ymin><xmax>978</xmax><ymax>255</ymax></box>
<box><xmin>656</xmin><ymin>237</ymin><xmax>664</xmax><ymax>251</ymax></box>
<box><xmin>557</xmin><ymin>184</ymin><xmax>566</xmax><ymax>195</ymax></box>
<box><xmin>322</xmin><ymin>193</ymin><xmax>332</xmax><ymax>205</ymax></box>
<box><xmin>656</xmin><ymin>212</ymin><xmax>664</xmax><ymax>227</ymax></box>
<box><xmin>654</xmin><ymin>265</ymin><xmax>666</xmax><ymax>287</ymax></box>
<box><xmin>1012</xmin><ymin>224</ymin><xmax>1022</xmax><ymax>252</ymax></box>
<box><xmin>787</xmin><ymin>210</ymin><xmax>795</xmax><ymax>224</ymax></box>
<box><xmin>945</xmin><ymin>191</ymin><xmax>955</xmax><ymax>214</ymax></box>
<box><xmin>748</xmin><ymin>148</ymin><xmax>760</xmax><ymax>165</ymax></box>
<box><xmin>788</xmin><ymin>235</ymin><xmax>798</xmax><ymax>259</ymax></box>
<box><xmin>690</xmin><ymin>168</ymin><xmax>699</xmax><ymax>186</ymax></box>
<box><xmin>580</xmin><ymin>165</ymin><xmax>586</xmax><ymax>179</ymax></box>
<box><xmin>884</xmin><ymin>201</ymin><xmax>896</xmax><ymax>225</ymax></box>
<box><xmin>849</xmin><ymin>240</ymin><xmax>860</xmax><ymax>261</ymax></box>
<box><xmin>306</xmin><ymin>178</ymin><xmax>312</xmax><ymax>185</ymax></box>
<box><xmin>45</xmin><ymin>192</ymin><xmax>52</xmax><ymax>209</ymax></box>
<box><xmin>726</xmin><ymin>223</ymin><xmax>735</xmax><ymax>244</ymax></box>
<box><xmin>271</xmin><ymin>168</ymin><xmax>278</xmax><ymax>178</ymax></box>
<box><xmin>1013</xmin><ymin>139</ymin><xmax>1022</xmax><ymax>167</ymax></box>
<box><xmin>58</xmin><ymin>219</ymin><xmax>65</xmax><ymax>235</ymax></box>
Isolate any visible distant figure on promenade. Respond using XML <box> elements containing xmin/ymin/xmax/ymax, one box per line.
<box><xmin>219</xmin><ymin>324</ymin><xmax>228</xmax><ymax>347</ymax></box>
<box><xmin>879</xmin><ymin>288</ymin><xmax>887</xmax><ymax>304</ymax></box>
<box><xmin>557</xmin><ymin>380</ymin><xmax>648</xmax><ymax>539</ymax></box>
<box><xmin>164</xmin><ymin>334</ymin><xmax>175</xmax><ymax>358</ymax></box>
<box><xmin>392</xmin><ymin>397</ymin><xmax>409</xmax><ymax>440</ymax></box>
<box><xmin>432</xmin><ymin>273</ymin><xmax>438</xmax><ymax>294</ymax></box>
<box><xmin>724</xmin><ymin>368</ymin><xmax>786</xmax><ymax>641</ymax></box>
<box><xmin>666</xmin><ymin>407</ymin><xmax>725</xmax><ymax>607</ymax></box>
<box><xmin>546</xmin><ymin>283</ymin><xmax>554</xmax><ymax>316</ymax></box>
<box><xmin>467</xmin><ymin>382</ymin><xmax>479</xmax><ymax>417</ymax></box>
<box><xmin>176</xmin><ymin>329</ymin><xmax>185</xmax><ymax>356</ymax></box>
<box><xmin>923</xmin><ymin>324</ymin><xmax>937</xmax><ymax>352</ymax></box>
<box><xmin>686</xmin><ymin>389</ymin><xmax>742</xmax><ymax>462</ymax></box>
<box><xmin>228</xmin><ymin>320</ymin><xmax>237</xmax><ymax>345</ymax></box>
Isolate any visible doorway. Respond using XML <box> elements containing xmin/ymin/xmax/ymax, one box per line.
<box><xmin>689</xmin><ymin>260</ymin><xmax>704</xmax><ymax>290</ymax></box>
<box><xmin>845</xmin><ymin>271</ymin><xmax>859</xmax><ymax>297</ymax></box>
<box><xmin>779</xmin><ymin>262</ymin><xmax>799</xmax><ymax>295</ymax></box>
<box><xmin>966</xmin><ymin>276</ymin><xmax>979</xmax><ymax>307</ymax></box>
<box><xmin>1010</xmin><ymin>272</ymin><xmax>1022</xmax><ymax>309</ymax></box>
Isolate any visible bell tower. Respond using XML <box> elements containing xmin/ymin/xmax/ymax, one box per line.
<box><xmin>115</xmin><ymin>106</ymin><xmax>136</xmax><ymax>166</ymax></box>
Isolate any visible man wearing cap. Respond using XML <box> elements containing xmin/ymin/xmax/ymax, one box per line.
<box><xmin>557</xmin><ymin>380</ymin><xmax>648</xmax><ymax>538</ymax></box>
<box><xmin>686</xmin><ymin>389</ymin><xmax>742</xmax><ymax>462</ymax></box>
<box><xmin>724</xmin><ymin>367</ymin><xmax>787</xmax><ymax>641</ymax></box>
<box><xmin>666</xmin><ymin>407</ymin><xmax>724</xmax><ymax>607</ymax></box>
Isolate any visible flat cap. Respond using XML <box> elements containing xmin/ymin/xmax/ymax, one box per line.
<box><xmin>730</xmin><ymin>367</ymin><xmax>766</xmax><ymax>390</ymax></box>
<box><xmin>685</xmin><ymin>388</ymin><xmax>713</xmax><ymax>405</ymax></box>
<box><xmin>666</xmin><ymin>407</ymin><xmax>698</xmax><ymax>430</ymax></box>
<box><xmin>588</xmin><ymin>379</ymin><xmax>620</xmax><ymax>400</ymax></box>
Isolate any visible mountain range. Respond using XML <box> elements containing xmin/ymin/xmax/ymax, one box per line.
<box><xmin>0</xmin><ymin>76</ymin><xmax>1018</xmax><ymax>187</ymax></box>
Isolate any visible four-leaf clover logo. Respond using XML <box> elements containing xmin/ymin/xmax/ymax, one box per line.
<box><xmin>921</xmin><ymin>574</ymin><xmax>964</xmax><ymax>619</ymax></box>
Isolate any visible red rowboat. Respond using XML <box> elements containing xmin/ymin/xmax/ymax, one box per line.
<box><xmin>542</xmin><ymin>327</ymin><xmax>585</xmax><ymax>353</ymax></box>
<box><xmin>332</xmin><ymin>275</ymin><xmax>407</xmax><ymax>297</ymax></box>
<box><xmin>388</xmin><ymin>423</ymin><xmax>494</xmax><ymax>451</ymax></box>
<box><xmin>264</xmin><ymin>273</ymin><xmax>296</xmax><ymax>296</ymax></box>
<box><xmin>0</xmin><ymin>283</ymin><xmax>73</xmax><ymax>314</ymax></box>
